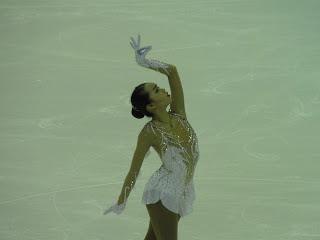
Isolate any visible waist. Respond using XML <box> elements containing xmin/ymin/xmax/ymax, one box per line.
<box><xmin>159</xmin><ymin>164</ymin><xmax>195</xmax><ymax>182</ymax></box>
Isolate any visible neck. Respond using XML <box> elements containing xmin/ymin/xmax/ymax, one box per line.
<box><xmin>152</xmin><ymin>108</ymin><xmax>170</xmax><ymax>124</ymax></box>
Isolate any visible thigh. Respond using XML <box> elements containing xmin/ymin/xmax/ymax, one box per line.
<box><xmin>144</xmin><ymin>220</ymin><xmax>156</xmax><ymax>240</ymax></box>
<box><xmin>146</xmin><ymin>200</ymin><xmax>180</xmax><ymax>240</ymax></box>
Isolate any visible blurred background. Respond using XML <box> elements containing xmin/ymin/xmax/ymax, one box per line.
<box><xmin>0</xmin><ymin>0</ymin><xmax>319</xmax><ymax>239</ymax></box>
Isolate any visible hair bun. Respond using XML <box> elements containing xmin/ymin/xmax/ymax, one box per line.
<box><xmin>131</xmin><ymin>107</ymin><xmax>144</xmax><ymax>119</ymax></box>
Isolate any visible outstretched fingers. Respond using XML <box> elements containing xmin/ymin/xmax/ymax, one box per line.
<box><xmin>137</xmin><ymin>33</ymin><xmax>141</xmax><ymax>47</ymax></box>
<box><xmin>130</xmin><ymin>36</ymin><xmax>137</xmax><ymax>49</ymax></box>
<box><xmin>137</xmin><ymin>46</ymin><xmax>152</xmax><ymax>56</ymax></box>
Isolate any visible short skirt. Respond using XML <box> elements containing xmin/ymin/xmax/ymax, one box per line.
<box><xmin>141</xmin><ymin>165</ymin><xmax>196</xmax><ymax>218</ymax></box>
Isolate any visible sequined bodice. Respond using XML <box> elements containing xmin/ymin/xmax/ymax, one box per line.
<box><xmin>146</xmin><ymin>110</ymin><xmax>200</xmax><ymax>185</ymax></box>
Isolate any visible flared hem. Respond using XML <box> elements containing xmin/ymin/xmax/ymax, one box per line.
<box><xmin>141</xmin><ymin>188</ymin><xmax>195</xmax><ymax>218</ymax></box>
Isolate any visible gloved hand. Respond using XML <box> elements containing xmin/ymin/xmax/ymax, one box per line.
<box><xmin>130</xmin><ymin>34</ymin><xmax>171</xmax><ymax>75</ymax></box>
<box><xmin>103</xmin><ymin>202</ymin><xmax>126</xmax><ymax>215</ymax></box>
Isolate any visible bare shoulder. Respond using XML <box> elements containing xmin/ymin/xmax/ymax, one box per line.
<box><xmin>128</xmin><ymin>123</ymin><xmax>154</xmax><ymax>174</ymax></box>
<box><xmin>139</xmin><ymin>122</ymin><xmax>155</xmax><ymax>146</ymax></box>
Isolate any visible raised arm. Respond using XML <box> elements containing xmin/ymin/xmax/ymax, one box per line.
<box><xmin>129</xmin><ymin>34</ymin><xmax>187</xmax><ymax>119</ymax></box>
<box><xmin>157</xmin><ymin>65</ymin><xmax>187</xmax><ymax>119</ymax></box>
<box><xmin>167</xmin><ymin>65</ymin><xmax>187</xmax><ymax>119</ymax></box>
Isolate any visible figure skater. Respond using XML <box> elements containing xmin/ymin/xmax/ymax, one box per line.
<box><xmin>104</xmin><ymin>34</ymin><xmax>200</xmax><ymax>240</ymax></box>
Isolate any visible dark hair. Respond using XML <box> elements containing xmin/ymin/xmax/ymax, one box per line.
<box><xmin>130</xmin><ymin>83</ymin><xmax>154</xmax><ymax>119</ymax></box>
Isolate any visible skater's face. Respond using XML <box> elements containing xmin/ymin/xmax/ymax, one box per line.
<box><xmin>144</xmin><ymin>83</ymin><xmax>171</xmax><ymax>113</ymax></box>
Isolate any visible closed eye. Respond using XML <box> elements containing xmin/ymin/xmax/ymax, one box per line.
<box><xmin>153</xmin><ymin>84</ymin><xmax>160</xmax><ymax>93</ymax></box>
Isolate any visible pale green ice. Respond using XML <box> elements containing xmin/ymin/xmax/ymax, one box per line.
<box><xmin>0</xmin><ymin>0</ymin><xmax>320</xmax><ymax>239</ymax></box>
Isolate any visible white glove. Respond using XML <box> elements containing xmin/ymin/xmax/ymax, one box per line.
<box><xmin>103</xmin><ymin>171</ymin><xmax>141</xmax><ymax>216</ymax></box>
<box><xmin>130</xmin><ymin>34</ymin><xmax>170</xmax><ymax>75</ymax></box>
<box><xmin>103</xmin><ymin>202</ymin><xmax>126</xmax><ymax>215</ymax></box>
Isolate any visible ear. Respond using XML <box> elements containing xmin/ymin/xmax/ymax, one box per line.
<box><xmin>146</xmin><ymin>103</ymin><xmax>155</xmax><ymax>112</ymax></box>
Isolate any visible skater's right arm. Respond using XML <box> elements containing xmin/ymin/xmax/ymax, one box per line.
<box><xmin>117</xmin><ymin>125</ymin><xmax>153</xmax><ymax>204</ymax></box>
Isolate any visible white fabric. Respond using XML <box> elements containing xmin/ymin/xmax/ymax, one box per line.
<box><xmin>130</xmin><ymin>34</ymin><xmax>171</xmax><ymax>75</ymax></box>
<box><xmin>103</xmin><ymin>171</ymin><xmax>143</xmax><ymax>216</ymax></box>
<box><xmin>103</xmin><ymin>202</ymin><xmax>126</xmax><ymax>215</ymax></box>
<box><xmin>141</xmin><ymin>111</ymin><xmax>200</xmax><ymax>217</ymax></box>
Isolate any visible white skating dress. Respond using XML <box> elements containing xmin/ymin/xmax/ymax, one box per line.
<box><xmin>141</xmin><ymin>110</ymin><xmax>200</xmax><ymax>217</ymax></box>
